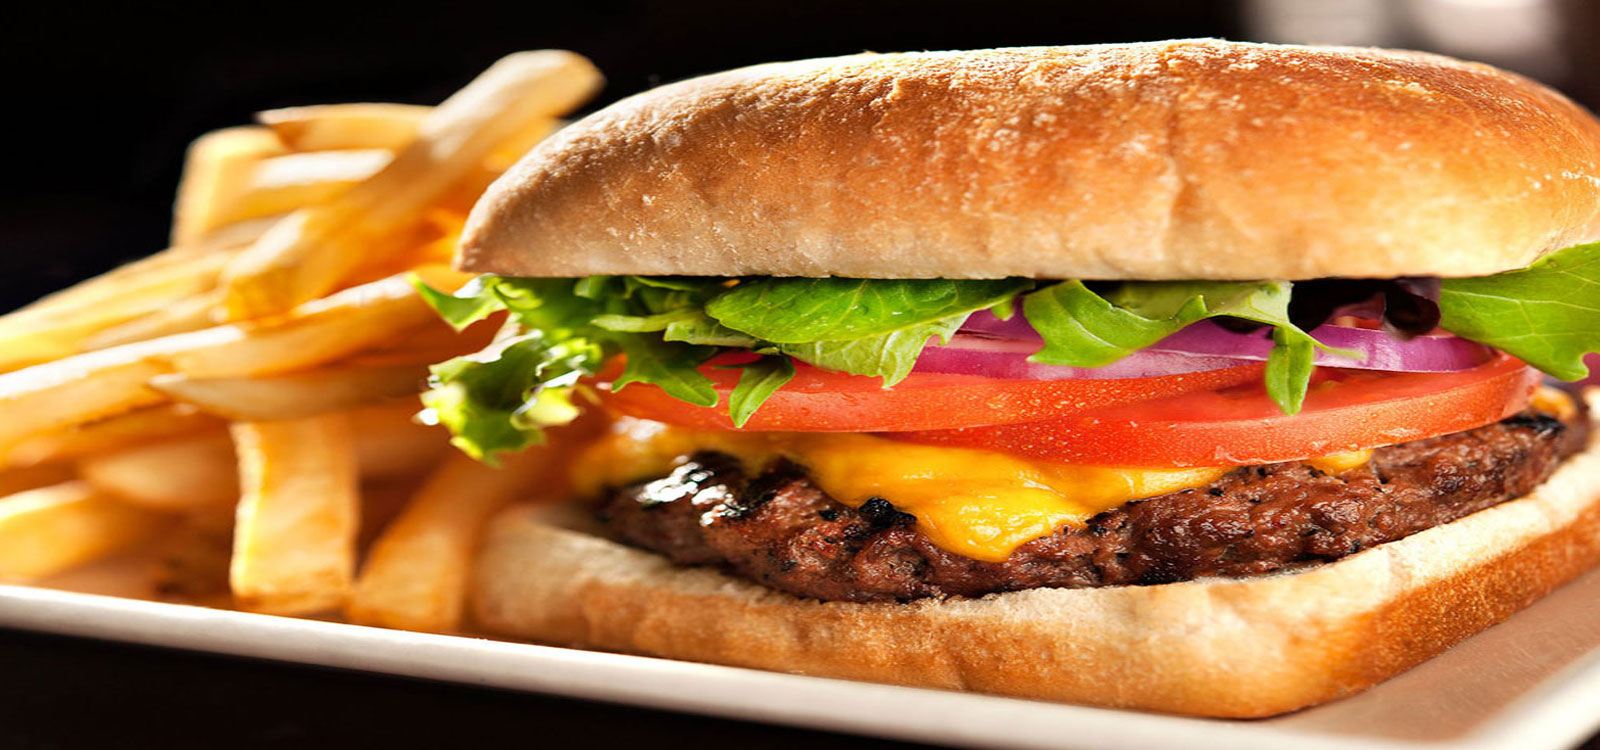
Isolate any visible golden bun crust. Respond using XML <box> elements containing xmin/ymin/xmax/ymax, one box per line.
<box><xmin>468</xmin><ymin>400</ymin><xmax>1600</xmax><ymax>718</ymax></box>
<box><xmin>462</xmin><ymin>39</ymin><xmax>1600</xmax><ymax>281</ymax></box>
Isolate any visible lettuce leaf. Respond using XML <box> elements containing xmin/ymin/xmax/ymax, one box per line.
<box><xmin>610</xmin><ymin>335</ymin><xmax>718</xmax><ymax>407</ymax></box>
<box><xmin>706</xmin><ymin>278</ymin><xmax>1032</xmax><ymax>342</ymax></box>
<box><xmin>723</xmin><ymin>356</ymin><xmax>796</xmax><ymax>427</ymax></box>
<box><xmin>776</xmin><ymin>315</ymin><xmax>965</xmax><ymax>385</ymax></box>
<box><xmin>1438</xmin><ymin>242</ymin><xmax>1600</xmax><ymax>381</ymax></box>
<box><xmin>419</xmin><ymin>331</ymin><xmax>598</xmax><ymax>462</ymax></box>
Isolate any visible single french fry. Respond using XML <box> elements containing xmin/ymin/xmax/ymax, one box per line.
<box><xmin>257</xmin><ymin>103</ymin><xmax>430</xmax><ymax>151</ymax></box>
<box><xmin>253</xmin><ymin>149</ymin><xmax>393</xmax><ymax>188</ymax></box>
<box><xmin>0</xmin><ymin>482</ymin><xmax>165</xmax><ymax>581</ymax></box>
<box><xmin>150</xmin><ymin>360</ymin><xmax>429</xmax><ymax>421</ymax></box>
<box><xmin>80</xmin><ymin>292</ymin><xmax>223</xmax><ymax>350</ymax></box>
<box><xmin>5</xmin><ymin>404</ymin><xmax>221</xmax><ymax>468</ymax></box>
<box><xmin>0</xmin><ymin>341</ymin><xmax>176</xmax><ymax>452</ymax></box>
<box><xmin>172</xmin><ymin>126</ymin><xmax>288</xmax><ymax>246</ymax></box>
<box><xmin>220</xmin><ymin>51</ymin><xmax>602</xmax><ymax>319</ymax></box>
<box><xmin>346</xmin><ymin>448</ymin><xmax>552</xmax><ymax>632</ymax></box>
<box><xmin>211</xmin><ymin>149</ymin><xmax>394</xmax><ymax>229</ymax></box>
<box><xmin>0</xmin><ymin>272</ymin><xmax>447</xmax><ymax>451</ymax></box>
<box><xmin>79</xmin><ymin>433</ymin><xmax>237</xmax><ymax>512</ymax></box>
<box><xmin>349</xmin><ymin>401</ymin><xmax>451</xmax><ymax>481</ymax></box>
<box><xmin>0</xmin><ymin>253</ymin><xmax>230</xmax><ymax>371</ymax></box>
<box><xmin>230</xmin><ymin>414</ymin><xmax>360</xmax><ymax>615</ymax></box>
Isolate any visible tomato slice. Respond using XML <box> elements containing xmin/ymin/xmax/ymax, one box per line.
<box><xmin>597</xmin><ymin>358</ymin><xmax>1265</xmax><ymax>432</ymax></box>
<box><xmin>885</xmin><ymin>353</ymin><xmax>1541</xmax><ymax>467</ymax></box>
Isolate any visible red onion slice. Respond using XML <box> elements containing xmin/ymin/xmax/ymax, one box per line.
<box><xmin>961</xmin><ymin>308</ymin><xmax>1039</xmax><ymax>339</ymax></box>
<box><xmin>1580</xmin><ymin>353</ymin><xmax>1600</xmax><ymax>387</ymax></box>
<box><xmin>915</xmin><ymin>336</ymin><xmax>1250</xmax><ymax>380</ymax></box>
<box><xmin>1150</xmin><ymin>322</ymin><xmax>1493</xmax><ymax>372</ymax></box>
<box><xmin>945</xmin><ymin>311</ymin><xmax>1495</xmax><ymax>380</ymax></box>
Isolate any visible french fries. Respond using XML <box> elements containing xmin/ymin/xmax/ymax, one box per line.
<box><xmin>166</xmin><ymin>270</ymin><xmax>454</xmax><ymax>377</ymax></box>
<box><xmin>0</xmin><ymin>271</ymin><xmax>449</xmax><ymax>450</ymax></box>
<box><xmin>205</xmin><ymin>149</ymin><xmax>395</xmax><ymax>231</ymax></box>
<box><xmin>151</xmin><ymin>360</ymin><xmax>430</xmax><ymax>422</ymax></box>
<box><xmin>220</xmin><ymin>50</ymin><xmax>602</xmax><ymax>319</ymax></box>
<box><xmin>0</xmin><ymin>252</ymin><xmax>230</xmax><ymax>371</ymax></box>
<box><xmin>0</xmin><ymin>482</ymin><xmax>164</xmax><ymax>581</ymax></box>
<box><xmin>230</xmin><ymin>415</ymin><xmax>360</xmax><ymax>615</ymax></box>
<box><xmin>79</xmin><ymin>434</ymin><xmax>238</xmax><ymax>512</ymax></box>
<box><xmin>2</xmin><ymin>50</ymin><xmax>603</xmax><ymax>635</ymax></box>
<box><xmin>258</xmin><ymin>103</ymin><xmax>430</xmax><ymax>151</ymax></box>
<box><xmin>171</xmin><ymin>126</ymin><xmax>288</xmax><ymax>246</ymax></box>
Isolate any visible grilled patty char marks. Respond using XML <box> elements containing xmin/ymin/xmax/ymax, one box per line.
<box><xmin>595</xmin><ymin>410</ymin><xmax>1588</xmax><ymax>603</ymax></box>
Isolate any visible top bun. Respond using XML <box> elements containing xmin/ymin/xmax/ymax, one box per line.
<box><xmin>461</xmin><ymin>39</ymin><xmax>1600</xmax><ymax>281</ymax></box>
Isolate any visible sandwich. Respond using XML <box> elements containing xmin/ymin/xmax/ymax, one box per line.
<box><xmin>415</xmin><ymin>39</ymin><xmax>1600</xmax><ymax>717</ymax></box>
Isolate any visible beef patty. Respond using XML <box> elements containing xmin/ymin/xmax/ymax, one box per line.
<box><xmin>595</xmin><ymin>409</ymin><xmax>1590</xmax><ymax>602</ymax></box>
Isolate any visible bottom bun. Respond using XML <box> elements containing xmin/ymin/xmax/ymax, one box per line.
<box><xmin>469</xmin><ymin>402</ymin><xmax>1600</xmax><ymax>718</ymax></box>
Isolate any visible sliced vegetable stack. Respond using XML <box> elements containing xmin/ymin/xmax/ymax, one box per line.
<box><xmin>418</xmin><ymin>241</ymin><xmax>1600</xmax><ymax>466</ymax></box>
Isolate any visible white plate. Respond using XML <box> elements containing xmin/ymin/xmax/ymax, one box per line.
<box><xmin>5</xmin><ymin>559</ymin><xmax>1600</xmax><ymax>750</ymax></box>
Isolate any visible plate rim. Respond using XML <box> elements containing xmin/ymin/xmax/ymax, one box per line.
<box><xmin>5</xmin><ymin>584</ymin><xmax>1600</xmax><ymax>750</ymax></box>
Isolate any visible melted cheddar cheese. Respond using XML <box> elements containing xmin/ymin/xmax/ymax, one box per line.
<box><xmin>1307</xmin><ymin>449</ymin><xmax>1374</xmax><ymax>474</ymax></box>
<box><xmin>1533</xmin><ymin>385</ymin><xmax>1578</xmax><ymax>422</ymax></box>
<box><xmin>576</xmin><ymin>418</ymin><xmax>1381</xmax><ymax>563</ymax></box>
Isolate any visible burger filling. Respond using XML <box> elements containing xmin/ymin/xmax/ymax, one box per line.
<box><xmin>416</xmin><ymin>242</ymin><xmax>1600</xmax><ymax>600</ymax></box>
<box><xmin>579</xmin><ymin>406</ymin><xmax>1585</xmax><ymax>602</ymax></box>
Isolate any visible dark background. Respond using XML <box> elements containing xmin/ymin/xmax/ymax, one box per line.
<box><xmin>4</xmin><ymin>1</ymin><xmax>1599</xmax><ymax>747</ymax></box>
<box><xmin>9</xmin><ymin>0</ymin><xmax>1599</xmax><ymax>314</ymax></box>
<box><xmin>1</xmin><ymin>0</ymin><xmax>1239</xmax><ymax>312</ymax></box>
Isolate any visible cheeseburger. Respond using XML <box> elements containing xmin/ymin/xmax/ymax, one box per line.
<box><xmin>417</xmin><ymin>40</ymin><xmax>1600</xmax><ymax>717</ymax></box>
